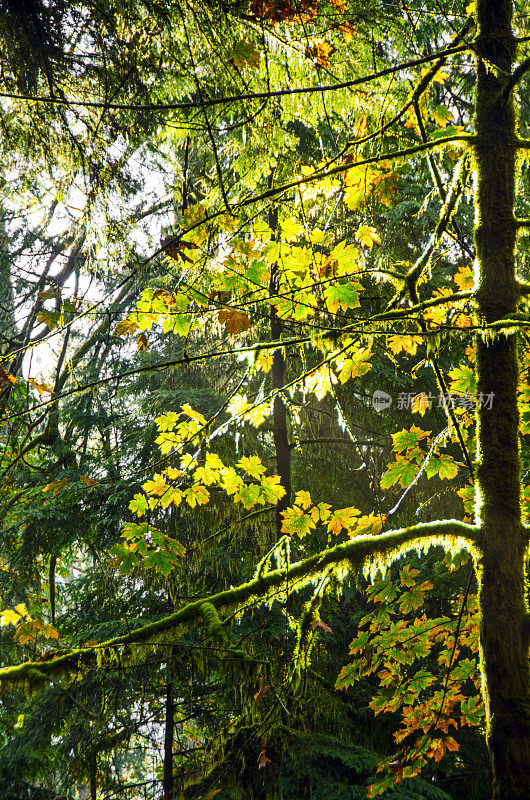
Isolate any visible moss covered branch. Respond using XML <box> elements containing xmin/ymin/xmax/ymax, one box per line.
<box><xmin>0</xmin><ymin>520</ymin><xmax>479</xmax><ymax>690</ymax></box>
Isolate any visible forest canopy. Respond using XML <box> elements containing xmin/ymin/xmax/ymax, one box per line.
<box><xmin>1</xmin><ymin>1</ymin><xmax>530</xmax><ymax>799</ymax></box>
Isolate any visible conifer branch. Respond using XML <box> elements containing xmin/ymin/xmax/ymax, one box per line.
<box><xmin>0</xmin><ymin>43</ymin><xmax>471</xmax><ymax>114</ymax></box>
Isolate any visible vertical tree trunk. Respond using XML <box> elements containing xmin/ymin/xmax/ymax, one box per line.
<box><xmin>473</xmin><ymin>1</ymin><xmax>530</xmax><ymax>796</ymax></box>
<box><xmin>163</xmin><ymin>671</ymin><xmax>175</xmax><ymax>800</ymax></box>
<box><xmin>89</xmin><ymin>750</ymin><xmax>97</xmax><ymax>800</ymax></box>
<box><xmin>49</xmin><ymin>554</ymin><xmax>56</xmax><ymax>625</ymax></box>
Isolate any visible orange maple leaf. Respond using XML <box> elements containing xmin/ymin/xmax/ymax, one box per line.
<box><xmin>254</xmin><ymin>676</ymin><xmax>271</xmax><ymax>704</ymax></box>
<box><xmin>310</xmin><ymin>619</ymin><xmax>333</xmax><ymax>634</ymax></box>
<box><xmin>218</xmin><ymin>309</ymin><xmax>252</xmax><ymax>333</ymax></box>
<box><xmin>306</xmin><ymin>39</ymin><xmax>333</xmax><ymax>68</ymax></box>
<box><xmin>0</xmin><ymin>368</ymin><xmax>16</xmax><ymax>387</ymax></box>
<box><xmin>161</xmin><ymin>236</ymin><xmax>199</xmax><ymax>263</ymax></box>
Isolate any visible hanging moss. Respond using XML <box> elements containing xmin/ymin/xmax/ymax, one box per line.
<box><xmin>198</xmin><ymin>602</ymin><xmax>230</xmax><ymax>646</ymax></box>
<box><xmin>0</xmin><ymin>520</ymin><xmax>478</xmax><ymax>690</ymax></box>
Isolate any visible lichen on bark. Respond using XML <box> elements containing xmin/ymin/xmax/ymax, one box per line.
<box><xmin>471</xmin><ymin>0</ymin><xmax>530</xmax><ymax>796</ymax></box>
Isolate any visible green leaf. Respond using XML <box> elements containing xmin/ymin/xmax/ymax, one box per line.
<box><xmin>234</xmin><ymin>483</ymin><xmax>261</xmax><ymax>509</ymax></box>
<box><xmin>391</xmin><ymin>426</ymin><xmax>431</xmax><ymax>453</ymax></box>
<box><xmin>129</xmin><ymin>493</ymin><xmax>148</xmax><ymax>516</ymax></box>
<box><xmin>425</xmin><ymin>455</ymin><xmax>459</xmax><ymax>480</ymax></box>
<box><xmin>228</xmin><ymin>40</ymin><xmax>260</xmax><ymax>69</ymax></box>
<box><xmin>448</xmin><ymin>365</ymin><xmax>476</xmax><ymax>395</ymax></box>
<box><xmin>260</xmin><ymin>475</ymin><xmax>287</xmax><ymax>504</ymax></box>
<box><xmin>380</xmin><ymin>459</ymin><xmax>419</xmax><ymax>489</ymax></box>
<box><xmin>237</xmin><ymin>456</ymin><xmax>266</xmax><ymax>479</ymax></box>
<box><xmin>281</xmin><ymin>506</ymin><xmax>316</xmax><ymax>538</ymax></box>
<box><xmin>324</xmin><ymin>281</ymin><xmax>362</xmax><ymax>313</ymax></box>
<box><xmin>221</xmin><ymin>467</ymin><xmax>244</xmax><ymax>495</ymax></box>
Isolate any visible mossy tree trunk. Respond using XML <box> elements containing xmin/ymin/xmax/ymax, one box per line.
<box><xmin>473</xmin><ymin>0</ymin><xmax>530</xmax><ymax>797</ymax></box>
<box><xmin>163</xmin><ymin>671</ymin><xmax>175</xmax><ymax>800</ymax></box>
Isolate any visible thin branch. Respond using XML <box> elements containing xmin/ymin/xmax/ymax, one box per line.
<box><xmin>503</xmin><ymin>56</ymin><xmax>530</xmax><ymax>99</ymax></box>
<box><xmin>339</xmin><ymin>18</ymin><xmax>474</xmax><ymax>157</ymax></box>
<box><xmin>0</xmin><ymin>43</ymin><xmax>471</xmax><ymax>114</ymax></box>
<box><xmin>388</xmin><ymin>427</ymin><xmax>450</xmax><ymax>516</ymax></box>
<box><xmin>178</xmin><ymin>3</ymin><xmax>232</xmax><ymax>213</ymax></box>
<box><xmin>413</xmin><ymin>99</ymin><xmax>474</xmax><ymax>259</ymax></box>
<box><xmin>2</xmin><ymin>133</ymin><xmax>475</xmax><ymax>373</ymax></box>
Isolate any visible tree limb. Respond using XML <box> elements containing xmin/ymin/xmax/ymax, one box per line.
<box><xmin>0</xmin><ymin>519</ymin><xmax>479</xmax><ymax>689</ymax></box>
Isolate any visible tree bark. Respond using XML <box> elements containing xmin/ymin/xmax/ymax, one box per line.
<box><xmin>473</xmin><ymin>1</ymin><xmax>530</xmax><ymax>797</ymax></box>
<box><xmin>163</xmin><ymin>672</ymin><xmax>175</xmax><ymax>800</ymax></box>
<box><xmin>89</xmin><ymin>750</ymin><xmax>97</xmax><ymax>800</ymax></box>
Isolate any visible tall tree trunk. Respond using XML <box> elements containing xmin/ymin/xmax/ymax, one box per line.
<box><xmin>49</xmin><ymin>554</ymin><xmax>56</xmax><ymax>625</ymax></box>
<box><xmin>163</xmin><ymin>669</ymin><xmax>175</xmax><ymax>800</ymax></box>
<box><xmin>474</xmin><ymin>0</ymin><xmax>530</xmax><ymax>796</ymax></box>
<box><xmin>161</xmin><ymin>139</ymin><xmax>190</xmax><ymax>800</ymax></box>
<box><xmin>89</xmin><ymin>749</ymin><xmax>97</xmax><ymax>800</ymax></box>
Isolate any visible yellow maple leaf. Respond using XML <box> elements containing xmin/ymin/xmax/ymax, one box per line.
<box><xmin>387</xmin><ymin>335</ymin><xmax>422</xmax><ymax>356</ymax></box>
<box><xmin>354</xmin><ymin>114</ymin><xmax>369</xmax><ymax>138</ymax></box>
<box><xmin>327</xmin><ymin>507</ymin><xmax>360</xmax><ymax>536</ymax></box>
<box><xmin>28</xmin><ymin>378</ymin><xmax>54</xmax><ymax>395</ymax></box>
<box><xmin>181</xmin><ymin>404</ymin><xmax>207</xmax><ymax>425</ymax></box>
<box><xmin>349</xmin><ymin>513</ymin><xmax>385</xmax><ymax>537</ymax></box>
<box><xmin>186</xmin><ymin>484</ymin><xmax>210</xmax><ymax>508</ymax></box>
<box><xmin>454</xmin><ymin>265</ymin><xmax>474</xmax><ymax>291</ymax></box>
<box><xmin>0</xmin><ymin>609</ymin><xmax>21</xmax><ymax>626</ymax></box>
<box><xmin>304</xmin><ymin>367</ymin><xmax>333</xmax><ymax>400</ymax></box>
<box><xmin>165</xmin><ymin>467</ymin><xmax>183</xmax><ymax>479</ymax></box>
<box><xmin>142</xmin><ymin>474</ymin><xmax>167</xmax><ymax>496</ymax></box>
<box><xmin>355</xmin><ymin>224</ymin><xmax>381</xmax><ymax>249</ymax></box>
<box><xmin>412</xmin><ymin>392</ymin><xmax>431</xmax><ymax>416</ymax></box>
<box><xmin>43</xmin><ymin>478</ymin><xmax>68</xmax><ymax>496</ymax></box>
<box><xmin>433</xmin><ymin>69</ymin><xmax>449</xmax><ymax>84</ymax></box>
<box><xmin>160</xmin><ymin>487</ymin><xmax>182</xmax><ymax>509</ymax></box>
<box><xmin>295</xmin><ymin>490</ymin><xmax>312</xmax><ymax>509</ymax></box>
<box><xmin>237</xmin><ymin>455</ymin><xmax>266</xmax><ymax>479</ymax></box>
<box><xmin>226</xmin><ymin>394</ymin><xmax>251</xmax><ymax>417</ymax></box>
<box><xmin>205</xmin><ymin>453</ymin><xmax>224</xmax><ymax>470</ymax></box>
<box><xmin>255</xmin><ymin>351</ymin><xmax>274</xmax><ymax>372</ymax></box>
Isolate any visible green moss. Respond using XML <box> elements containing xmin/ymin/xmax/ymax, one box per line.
<box><xmin>0</xmin><ymin>520</ymin><xmax>479</xmax><ymax>690</ymax></box>
<box><xmin>199</xmin><ymin>601</ymin><xmax>230</xmax><ymax>645</ymax></box>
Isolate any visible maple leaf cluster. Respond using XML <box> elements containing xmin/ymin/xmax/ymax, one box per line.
<box><xmin>250</xmin><ymin>0</ymin><xmax>319</xmax><ymax>22</ymax></box>
<box><xmin>249</xmin><ymin>0</ymin><xmax>319</xmax><ymax>23</ymax></box>
<box><xmin>336</xmin><ymin>559</ymin><xmax>483</xmax><ymax>795</ymax></box>
<box><xmin>306</xmin><ymin>38</ymin><xmax>334</xmax><ymax>68</ymax></box>
<box><xmin>161</xmin><ymin>236</ymin><xmax>198</xmax><ymax>264</ymax></box>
